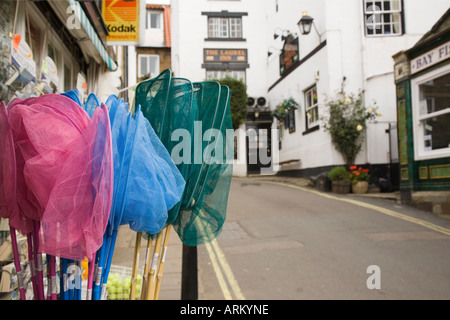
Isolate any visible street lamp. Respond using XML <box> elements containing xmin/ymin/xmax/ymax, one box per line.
<box><xmin>298</xmin><ymin>11</ymin><xmax>314</xmax><ymax>35</ymax></box>
<box><xmin>298</xmin><ymin>11</ymin><xmax>323</xmax><ymax>42</ymax></box>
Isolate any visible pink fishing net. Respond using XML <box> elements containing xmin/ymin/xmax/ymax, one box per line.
<box><xmin>1</xmin><ymin>101</ymin><xmax>34</xmax><ymax>235</ymax></box>
<box><xmin>7</xmin><ymin>95</ymin><xmax>91</xmax><ymax>232</ymax></box>
<box><xmin>39</xmin><ymin>104</ymin><xmax>113</xmax><ymax>261</ymax></box>
<box><xmin>0</xmin><ymin>102</ymin><xmax>16</xmax><ymax>220</ymax></box>
<box><xmin>6</xmin><ymin>95</ymin><xmax>113</xmax><ymax>261</ymax></box>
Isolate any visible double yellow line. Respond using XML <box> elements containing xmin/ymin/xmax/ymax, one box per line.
<box><xmin>204</xmin><ymin>238</ymin><xmax>245</xmax><ymax>300</ymax></box>
<box><xmin>196</xmin><ymin>207</ymin><xmax>245</xmax><ymax>300</ymax></box>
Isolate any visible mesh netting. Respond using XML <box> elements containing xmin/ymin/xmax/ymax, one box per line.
<box><xmin>118</xmin><ymin>105</ymin><xmax>185</xmax><ymax>233</ymax></box>
<box><xmin>0</xmin><ymin>101</ymin><xmax>17</xmax><ymax>221</ymax></box>
<box><xmin>135</xmin><ymin>70</ymin><xmax>198</xmax><ymax>227</ymax></box>
<box><xmin>6</xmin><ymin>95</ymin><xmax>114</xmax><ymax>261</ymax></box>
<box><xmin>61</xmin><ymin>90</ymin><xmax>82</xmax><ymax>107</ymax></box>
<box><xmin>173</xmin><ymin>84</ymin><xmax>233</xmax><ymax>246</ymax></box>
<box><xmin>135</xmin><ymin>69</ymin><xmax>233</xmax><ymax>246</ymax></box>
<box><xmin>39</xmin><ymin>104</ymin><xmax>113</xmax><ymax>261</ymax></box>
<box><xmin>84</xmin><ymin>93</ymin><xmax>101</xmax><ymax>118</ymax></box>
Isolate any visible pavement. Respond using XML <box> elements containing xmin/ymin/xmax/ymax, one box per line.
<box><xmin>110</xmin><ymin>174</ymin><xmax>403</xmax><ymax>300</ymax></box>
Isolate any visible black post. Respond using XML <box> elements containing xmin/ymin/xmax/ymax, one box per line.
<box><xmin>181</xmin><ymin>244</ymin><xmax>198</xmax><ymax>300</ymax></box>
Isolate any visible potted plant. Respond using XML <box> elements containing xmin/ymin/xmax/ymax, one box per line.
<box><xmin>349</xmin><ymin>166</ymin><xmax>370</xmax><ymax>194</ymax></box>
<box><xmin>327</xmin><ymin>166</ymin><xmax>351</xmax><ymax>194</ymax></box>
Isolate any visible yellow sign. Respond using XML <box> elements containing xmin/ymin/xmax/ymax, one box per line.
<box><xmin>102</xmin><ymin>0</ymin><xmax>140</xmax><ymax>44</ymax></box>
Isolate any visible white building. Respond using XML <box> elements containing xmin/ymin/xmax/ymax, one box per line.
<box><xmin>171</xmin><ymin>0</ymin><xmax>449</xmax><ymax>185</ymax></box>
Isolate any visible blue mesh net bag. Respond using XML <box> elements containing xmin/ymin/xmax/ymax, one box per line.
<box><xmin>135</xmin><ymin>70</ymin><xmax>198</xmax><ymax>226</ymax></box>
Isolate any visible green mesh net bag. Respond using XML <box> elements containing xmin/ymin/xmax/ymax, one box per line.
<box><xmin>134</xmin><ymin>70</ymin><xmax>233</xmax><ymax>246</ymax></box>
<box><xmin>173</xmin><ymin>83</ymin><xmax>233</xmax><ymax>246</ymax></box>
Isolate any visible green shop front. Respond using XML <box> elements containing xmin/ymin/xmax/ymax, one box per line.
<box><xmin>393</xmin><ymin>9</ymin><xmax>450</xmax><ymax>214</ymax></box>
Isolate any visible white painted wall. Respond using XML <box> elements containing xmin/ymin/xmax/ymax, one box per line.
<box><xmin>266</xmin><ymin>0</ymin><xmax>450</xmax><ymax>169</ymax></box>
<box><xmin>170</xmin><ymin>0</ymin><xmax>450</xmax><ymax>175</ymax></box>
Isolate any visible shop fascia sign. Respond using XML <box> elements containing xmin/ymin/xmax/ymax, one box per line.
<box><xmin>102</xmin><ymin>0</ymin><xmax>145</xmax><ymax>45</ymax></box>
<box><xmin>411</xmin><ymin>40</ymin><xmax>450</xmax><ymax>74</ymax></box>
<box><xmin>279</xmin><ymin>34</ymin><xmax>299</xmax><ymax>75</ymax></box>
<box><xmin>9</xmin><ymin>35</ymin><xmax>36</xmax><ymax>84</ymax></box>
<box><xmin>204</xmin><ymin>49</ymin><xmax>248</xmax><ymax>63</ymax></box>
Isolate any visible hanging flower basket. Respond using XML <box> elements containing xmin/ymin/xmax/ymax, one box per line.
<box><xmin>272</xmin><ymin>97</ymin><xmax>299</xmax><ymax>120</ymax></box>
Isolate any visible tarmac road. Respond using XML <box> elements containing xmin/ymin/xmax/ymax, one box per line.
<box><xmin>196</xmin><ymin>177</ymin><xmax>450</xmax><ymax>300</ymax></box>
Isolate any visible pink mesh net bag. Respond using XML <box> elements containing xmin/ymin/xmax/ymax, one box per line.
<box><xmin>7</xmin><ymin>95</ymin><xmax>91</xmax><ymax>229</ymax></box>
<box><xmin>39</xmin><ymin>104</ymin><xmax>113</xmax><ymax>261</ymax></box>
<box><xmin>0</xmin><ymin>102</ymin><xmax>17</xmax><ymax>220</ymax></box>
<box><xmin>7</xmin><ymin>95</ymin><xmax>113</xmax><ymax>261</ymax></box>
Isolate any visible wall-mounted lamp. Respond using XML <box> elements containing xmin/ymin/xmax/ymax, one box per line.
<box><xmin>267</xmin><ymin>46</ymin><xmax>281</xmax><ymax>57</ymax></box>
<box><xmin>274</xmin><ymin>27</ymin><xmax>290</xmax><ymax>41</ymax></box>
<box><xmin>298</xmin><ymin>11</ymin><xmax>323</xmax><ymax>42</ymax></box>
<box><xmin>254</xmin><ymin>105</ymin><xmax>260</xmax><ymax>119</ymax></box>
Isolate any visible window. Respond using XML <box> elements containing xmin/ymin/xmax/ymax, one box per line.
<box><xmin>413</xmin><ymin>68</ymin><xmax>450</xmax><ymax>159</ymax></box>
<box><xmin>146</xmin><ymin>11</ymin><xmax>162</xmax><ymax>29</ymax></box>
<box><xmin>138</xmin><ymin>54</ymin><xmax>160</xmax><ymax>79</ymax></box>
<box><xmin>364</xmin><ymin>0</ymin><xmax>403</xmax><ymax>36</ymax></box>
<box><xmin>206</xmin><ymin>70</ymin><xmax>246</xmax><ymax>83</ymax></box>
<box><xmin>208</xmin><ymin>17</ymin><xmax>242</xmax><ymax>39</ymax></box>
<box><xmin>305</xmin><ymin>85</ymin><xmax>319</xmax><ymax>129</ymax></box>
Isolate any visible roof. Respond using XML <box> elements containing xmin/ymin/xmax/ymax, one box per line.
<box><xmin>407</xmin><ymin>7</ymin><xmax>450</xmax><ymax>57</ymax></box>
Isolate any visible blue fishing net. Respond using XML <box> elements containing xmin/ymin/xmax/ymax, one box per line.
<box><xmin>135</xmin><ymin>71</ymin><xmax>198</xmax><ymax>226</ymax></box>
<box><xmin>119</xmin><ymin>106</ymin><xmax>186</xmax><ymax>234</ymax></box>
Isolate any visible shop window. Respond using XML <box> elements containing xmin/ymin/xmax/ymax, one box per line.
<box><xmin>206</xmin><ymin>70</ymin><xmax>246</xmax><ymax>83</ymax></box>
<box><xmin>207</xmin><ymin>17</ymin><xmax>242</xmax><ymax>39</ymax></box>
<box><xmin>304</xmin><ymin>85</ymin><xmax>319</xmax><ymax>130</ymax></box>
<box><xmin>414</xmin><ymin>69</ymin><xmax>450</xmax><ymax>159</ymax></box>
<box><xmin>363</xmin><ymin>0</ymin><xmax>403</xmax><ymax>36</ymax></box>
<box><xmin>138</xmin><ymin>54</ymin><xmax>160</xmax><ymax>79</ymax></box>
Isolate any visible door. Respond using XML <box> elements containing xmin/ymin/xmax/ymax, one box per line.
<box><xmin>246</xmin><ymin>124</ymin><xmax>272</xmax><ymax>174</ymax></box>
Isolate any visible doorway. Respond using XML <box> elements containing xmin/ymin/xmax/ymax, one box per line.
<box><xmin>246</xmin><ymin>123</ymin><xmax>272</xmax><ymax>174</ymax></box>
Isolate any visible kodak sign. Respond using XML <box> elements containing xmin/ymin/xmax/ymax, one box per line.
<box><xmin>102</xmin><ymin>0</ymin><xmax>142</xmax><ymax>44</ymax></box>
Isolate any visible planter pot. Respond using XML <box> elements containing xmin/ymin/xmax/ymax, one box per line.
<box><xmin>331</xmin><ymin>180</ymin><xmax>351</xmax><ymax>194</ymax></box>
<box><xmin>352</xmin><ymin>181</ymin><xmax>369</xmax><ymax>194</ymax></box>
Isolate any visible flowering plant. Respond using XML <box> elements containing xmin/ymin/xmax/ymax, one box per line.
<box><xmin>322</xmin><ymin>88</ymin><xmax>379</xmax><ymax>165</ymax></box>
<box><xmin>349</xmin><ymin>166</ymin><xmax>370</xmax><ymax>183</ymax></box>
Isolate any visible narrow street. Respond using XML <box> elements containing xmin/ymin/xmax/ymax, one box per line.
<box><xmin>197</xmin><ymin>177</ymin><xmax>450</xmax><ymax>300</ymax></box>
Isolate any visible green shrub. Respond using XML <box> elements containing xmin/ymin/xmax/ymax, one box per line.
<box><xmin>214</xmin><ymin>76</ymin><xmax>248</xmax><ymax>130</ymax></box>
<box><xmin>327</xmin><ymin>166</ymin><xmax>351</xmax><ymax>181</ymax></box>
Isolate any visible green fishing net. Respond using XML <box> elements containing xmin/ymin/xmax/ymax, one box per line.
<box><xmin>174</xmin><ymin>84</ymin><xmax>233</xmax><ymax>246</ymax></box>
<box><xmin>134</xmin><ymin>70</ymin><xmax>233</xmax><ymax>246</ymax></box>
